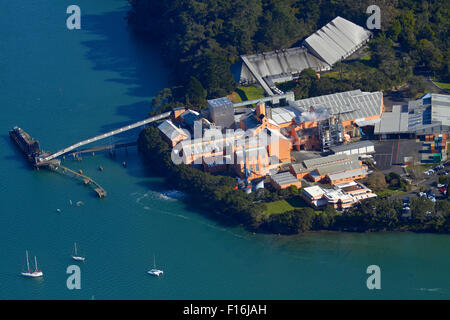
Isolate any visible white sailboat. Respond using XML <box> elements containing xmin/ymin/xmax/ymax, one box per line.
<box><xmin>21</xmin><ymin>250</ymin><xmax>43</xmax><ymax>278</ymax></box>
<box><xmin>71</xmin><ymin>242</ymin><xmax>85</xmax><ymax>262</ymax></box>
<box><xmin>147</xmin><ymin>254</ymin><xmax>163</xmax><ymax>277</ymax></box>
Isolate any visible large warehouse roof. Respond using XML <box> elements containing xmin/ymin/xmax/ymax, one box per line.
<box><xmin>431</xmin><ymin>93</ymin><xmax>450</xmax><ymax>126</ymax></box>
<box><xmin>328</xmin><ymin>168</ymin><xmax>368</xmax><ymax>182</ymax></box>
<box><xmin>304</xmin><ymin>16</ymin><xmax>372</xmax><ymax>66</ymax></box>
<box><xmin>291</xmin><ymin>90</ymin><xmax>383</xmax><ymax>122</ymax></box>
<box><xmin>316</xmin><ymin>159</ymin><xmax>362</xmax><ymax>176</ymax></box>
<box><xmin>374</xmin><ymin>105</ymin><xmax>409</xmax><ymax>134</ymax></box>
<box><xmin>375</xmin><ymin>93</ymin><xmax>450</xmax><ymax>135</ymax></box>
<box><xmin>303</xmin><ymin>154</ymin><xmax>350</xmax><ymax>169</ymax></box>
<box><xmin>241</xmin><ymin>47</ymin><xmax>329</xmax><ymax>80</ymax></box>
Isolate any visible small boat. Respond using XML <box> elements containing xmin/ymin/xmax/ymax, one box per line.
<box><xmin>56</xmin><ymin>208</ymin><xmax>61</xmax><ymax>213</ymax></box>
<box><xmin>71</xmin><ymin>242</ymin><xmax>85</xmax><ymax>262</ymax></box>
<box><xmin>21</xmin><ymin>250</ymin><xmax>43</xmax><ymax>278</ymax></box>
<box><xmin>147</xmin><ymin>255</ymin><xmax>163</xmax><ymax>277</ymax></box>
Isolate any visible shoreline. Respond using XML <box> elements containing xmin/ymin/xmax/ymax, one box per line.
<box><xmin>137</xmin><ymin>127</ymin><xmax>450</xmax><ymax>236</ymax></box>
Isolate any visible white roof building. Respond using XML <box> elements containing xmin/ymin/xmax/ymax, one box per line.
<box><xmin>304</xmin><ymin>16</ymin><xmax>372</xmax><ymax>66</ymax></box>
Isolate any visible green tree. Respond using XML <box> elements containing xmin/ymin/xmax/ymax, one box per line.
<box><xmin>184</xmin><ymin>76</ymin><xmax>207</xmax><ymax>110</ymax></box>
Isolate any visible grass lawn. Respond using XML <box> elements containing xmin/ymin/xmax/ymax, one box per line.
<box><xmin>360</xmin><ymin>53</ymin><xmax>371</xmax><ymax>61</ymax></box>
<box><xmin>432</xmin><ymin>78</ymin><xmax>450</xmax><ymax>90</ymax></box>
<box><xmin>322</xmin><ymin>71</ymin><xmax>341</xmax><ymax>79</ymax></box>
<box><xmin>236</xmin><ymin>86</ymin><xmax>265</xmax><ymax>101</ymax></box>
<box><xmin>263</xmin><ymin>196</ymin><xmax>309</xmax><ymax>215</ymax></box>
<box><xmin>264</xmin><ymin>200</ymin><xmax>295</xmax><ymax>215</ymax></box>
<box><xmin>374</xmin><ymin>188</ymin><xmax>405</xmax><ymax>198</ymax></box>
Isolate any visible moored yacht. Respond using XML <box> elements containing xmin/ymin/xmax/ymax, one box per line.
<box><xmin>71</xmin><ymin>242</ymin><xmax>85</xmax><ymax>262</ymax></box>
<box><xmin>21</xmin><ymin>250</ymin><xmax>43</xmax><ymax>278</ymax></box>
<box><xmin>148</xmin><ymin>255</ymin><xmax>163</xmax><ymax>277</ymax></box>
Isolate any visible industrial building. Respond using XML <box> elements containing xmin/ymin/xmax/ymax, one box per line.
<box><xmin>157</xmin><ymin>120</ymin><xmax>189</xmax><ymax>147</ymax></box>
<box><xmin>207</xmin><ymin>97</ymin><xmax>235</xmax><ymax>129</ymax></box>
<box><xmin>330</xmin><ymin>140</ymin><xmax>375</xmax><ymax>156</ymax></box>
<box><xmin>303</xmin><ymin>16</ymin><xmax>372</xmax><ymax>67</ymax></box>
<box><xmin>157</xmin><ymin>87</ymin><xmax>383</xmax><ymax>193</ymax></box>
<box><xmin>240</xmin><ymin>47</ymin><xmax>329</xmax><ymax>95</ymax></box>
<box><xmin>374</xmin><ymin>93</ymin><xmax>450</xmax><ymax>138</ymax></box>
<box><xmin>289</xmin><ymin>153</ymin><xmax>368</xmax><ymax>185</ymax></box>
<box><xmin>269</xmin><ymin>171</ymin><xmax>302</xmax><ymax>190</ymax></box>
<box><xmin>240</xmin><ymin>90</ymin><xmax>383</xmax><ymax>151</ymax></box>
<box><xmin>302</xmin><ymin>181</ymin><xmax>376</xmax><ymax>210</ymax></box>
<box><xmin>239</xmin><ymin>16</ymin><xmax>372</xmax><ymax>95</ymax></box>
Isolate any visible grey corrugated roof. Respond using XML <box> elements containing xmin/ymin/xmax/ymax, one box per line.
<box><xmin>316</xmin><ymin>159</ymin><xmax>362</xmax><ymax>176</ymax></box>
<box><xmin>374</xmin><ymin>96</ymin><xmax>437</xmax><ymax>134</ymax></box>
<box><xmin>303</xmin><ymin>153</ymin><xmax>349</xmax><ymax>168</ymax></box>
<box><xmin>157</xmin><ymin>120</ymin><xmax>187</xmax><ymax>141</ymax></box>
<box><xmin>291</xmin><ymin>90</ymin><xmax>383</xmax><ymax>122</ymax></box>
<box><xmin>330</xmin><ymin>140</ymin><xmax>374</xmax><ymax>153</ymax></box>
<box><xmin>328</xmin><ymin>168</ymin><xmax>367</xmax><ymax>181</ymax></box>
<box><xmin>431</xmin><ymin>93</ymin><xmax>450</xmax><ymax>126</ymax></box>
<box><xmin>207</xmin><ymin>97</ymin><xmax>233</xmax><ymax>109</ymax></box>
<box><xmin>242</xmin><ymin>46</ymin><xmax>330</xmax><ymax>81</ymax></box>
<box><xmin>304</xmin><ymin>16</ymin><xmax>372</xmax><ymax>66</ymax></box>
<box><xmin>270</xmin><ymin>107</ymin><xmax>301</xmax><ymax>125</ymax></box>
<box><xmin>270</xmin><ymin>171</ymin><xmax>300</xmax><ymax>185</ymax></box>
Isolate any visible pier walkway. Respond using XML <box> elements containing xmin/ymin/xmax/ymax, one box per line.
<box><xmin>42</xmin><ymin>112</ymin><xmax>171</xmax><ymax>162</ymax></box>
<box><xmin>67</xmin><ymin>142</ymin><xmax>137</xmax><ymax>157</ymax></box>
<box><xmin>52</xmin><ymin>164</ymin><xmax>107</xmax><ymax>198</ymax></box>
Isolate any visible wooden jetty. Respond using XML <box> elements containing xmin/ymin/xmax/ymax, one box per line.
<box><xmin>50</xmin><ymin>164</ymin><xmax>107</xmax><ymax>198</ymax></box>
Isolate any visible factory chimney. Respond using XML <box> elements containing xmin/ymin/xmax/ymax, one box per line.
<box><xmin>256</xmin><ymin>101</ymin><xmax>266</xmax><ymax>119</ymax></box>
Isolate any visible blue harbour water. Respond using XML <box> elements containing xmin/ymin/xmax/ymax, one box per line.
<box><xmin>1</xmin><ymin>0</ymin><xmax>450</xmax><ymax>299</ymax></box>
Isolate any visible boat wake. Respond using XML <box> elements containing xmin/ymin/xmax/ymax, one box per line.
<box><xmin>160</xmin><ymin>190</ymin><xmax>186</xmax><ymax>200</ymax></box>
<box><xmin>131</xmin><ymin>191</ymin><xmax>251</xmax><ymax>240</ymax></box>
<box><xmin>133</xmin><ymin>190</ymin><xmax>185</xmax><ymax>203</ymax></box>
<box><xmin>416</xmin><ymin>287</ymin><xmax>442</xmax><ymax>292</ymax></box>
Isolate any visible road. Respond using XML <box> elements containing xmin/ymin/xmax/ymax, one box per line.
<box><xmin>392</xmin><ymin>163</ymin><xmax>449</xmax><ymax>201</ymax></box>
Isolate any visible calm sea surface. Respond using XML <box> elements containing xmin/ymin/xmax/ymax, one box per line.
<box><xmin>1</xmin><ymin>0</ymin><xmax>449</xmax><ymax>299</ymax></box>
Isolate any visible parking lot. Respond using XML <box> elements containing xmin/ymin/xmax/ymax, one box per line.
<box><xmin>393</xmin><ymin>162</ymin><xmax>449</xmax><ymax>202</ymax></box>
<box><xmin>372</xmin><ymin>139</ymin><xmax>423</xmax><ymax>172</ymax></box>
